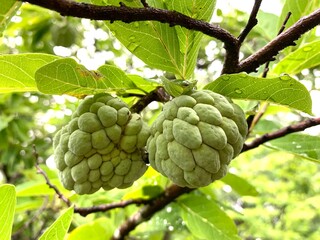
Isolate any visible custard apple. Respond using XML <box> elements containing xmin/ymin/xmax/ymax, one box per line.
<box><xmin>146</xmin><ymin>90</ymin><xmax>247</xmax><ymax>188</ymax></box>
<box><xmin>53</xmin><ymin>94</ymin><xmax>149</xmax><ymax>194</ymax></box>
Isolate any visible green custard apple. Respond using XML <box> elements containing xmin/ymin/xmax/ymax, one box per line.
<box><xmin>146</xmin><ymin>90</ymin><xmax>248</xmax><ymax>188</ymax></box>
<box><xmin>53</xmin><ymin>94</ymin><xmax>149</xmax><ymax>194</ymax></box>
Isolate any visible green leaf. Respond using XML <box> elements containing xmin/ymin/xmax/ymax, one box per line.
<box><xmin>166</xmin><ymin>0</ymin><xmax>216</xmax><ymax>78</ymax></box>
<box><xmin>265</xmin><ymin>133</ymin><xmax>320</xmax><ymax>164</ymax></box>
<box><xmin>0</xmin><ymin>0</ymin><xmax>21</xmax><ymax>36</ymax></box>
<box><xmin>127</xmin><ymin>74</ymin><xmax>160</xmax><ymax>93</ymax></box>
<box><xmin>16</xmin><ymin>179</ymin><xmax>66</xmax><ymax>197</ymax></box>
<box><xmin>277</xmin><ymin>0</ymin><xmax>319</xmax><ymax>49</ymax></box>
<box><xmin>16</xmin><ymin>198</ymin><xmax>44</xmax><ymax>213</ymax></box>
<box><xmin>101</xmin><ymin>0</ymin><xmax>215</xmax><ymax>78</ymax></box>
<box><xmin>35</xmin><ymin>58</ymin><xmax>135</xmax><ymax>95</ymax></box>
<box><xmin>67</xmin><ymin>217</ymin><xmax>114</xmax><ymax>240</ymax></box>
<box><xmin>103</xmin><ymin>0</ymin><xmax>182</xmax><ymax>76</ymax></box>
<box><xmin>0</xmin><ymin>184</ymin><xmax>16</xmax><ymax>240</ymax></box>
<box><xmin>39</xmin><ymin>206</ymin><xmax>74</xmax><ymax>240</ymax></box>
<box><xmin>277</xmin><ymin>0</ymin><xmax>317</xmax><ymax>31</ymax></box>
<box><xmin>0</xmin><ymin>54</ymin><xmax>60</xmax><ymax>93</ymax></box>
<box><xmin>272</xmin><ymin>40</ymin><xmax>320</xmax><ymax>75</ymax></box>
<box><xmin>204</xmin><ymin>73</ymin><xmax>312</xmax><ymax>114</ymax></box>
<box><xmin>162</xmin><ymin>77</ymin><xmax>197</xmax><ymax>97</ymax></box>
<box><xmin>178</xmin><ymin>195</ymin><xmax>240</xmax><ymax>240</ymax></box>
<box><xmin>220</xmin><ymin>173</ymin><xmax>259</xmax><ymax>196</ymax></box>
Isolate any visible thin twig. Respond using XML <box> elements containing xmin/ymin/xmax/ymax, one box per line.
<box><xmin>33</xmin><ymin>145</ymin><xmax>72</xmax><ymax>206</ymax></box>
<box><xmin>262</xmin><ymin>11</ymin><xmax>291</xmax><ymax>78</ymax></box>
<box><xmin>238</xmin><ymin>0</ymin><xmax>263</xmax><ymax>43</ymax></box>
<box><xmin>140</xmin><ymin>0</ymin><xmax>149</xmax><ymax>8</ymax></box>
<box><xmin>248</xmin><ymin>12</ymin><xmax>292</xmax><ymax>133</ymax></box>
<box><xmin>74</xmin><ymin>198</ymin><xmax>152</xmax><ymax>217</ymax></box>
<box><xmin>242</xmin><ymin>117</ymin><xmax>320</xmax><ymax>152</ymax></box>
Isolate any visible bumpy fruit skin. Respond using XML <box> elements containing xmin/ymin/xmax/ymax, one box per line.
<box><xmin>146</xmin><ymin>90</ymin><xmax>247</xmax><ymax>188</ymax></box>
<box><xmin>53</xmin><ymin>94</ymin><xmax>149</xmax><ymax>194</ymax></box>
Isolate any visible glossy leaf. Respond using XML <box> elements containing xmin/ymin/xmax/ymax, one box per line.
<box><xmin>178</xmin><ymin>195</ymin><xmax>240</xmax><ymax>240</ymax></box>
<box><xmin>0</xmin><ymin>0</ymin><xmax>21</xmax><ymax>36</ymax></box>
<box><xmin>204</xmin><ymin>73</ymin><xmax>312</xmax><ymax>114</ymax></box>
<box><xmin>221</xmin><ymin>173</ymin><xmax>259</xmax><ymax>196</ymax></box>
<box><xmin>101</xmin><ymin>0</ymin><xmax>215</xmax><ymax>79</ymax></box>
<box><xmin>39</xmin><ymin>206</ymin><xmax>74</xmax><ymax>240</ymax></box>
<box><xmin>265</xmin><ymin>133</ymin><xmax>320</xmax><ymax>164</ymax></box>
<box><xmin>0</xmin><ymin>54</ymin><xmax>60</xmax><ymax>93</ymax></box>
<box><xmin>0</xmin><ymin>184</ymin><xmax>16</xmax><ymax>240</ymax></box>
<box><xmin>35</xmin><ymin>58</ymin><xmax>135</xmax><ymax>95</ymax></box>
<box><xmin>273</xmin><ymin>40</ymin><xmax>320</xmax><ymax>75</ymax></box>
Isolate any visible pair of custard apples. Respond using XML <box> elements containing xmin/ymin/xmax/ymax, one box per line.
<box><xmin>53</xmin><ymin>90</ymin><xmax>247</xmax><ymax>194</ymax></box>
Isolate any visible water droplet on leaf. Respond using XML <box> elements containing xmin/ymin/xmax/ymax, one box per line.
<box><xmin>238</xmin><ymin>73</ymin><xmax>246</xmax><ymax>78</ymax></box>
<box><xmin>280</xmin><ymin>74</ymin><xmax>291</xmax><ymax>81</ymax></box>
<box><xmin>133</xmin><ymin>22</ymin><xmax>140</xmax><ymax>28</ymax></box>
<box><xmin>127</xmin><ymin>42</ymin><xmax>139</xmax><ymax>52</ymax></box>
<box><xmin>222</xmin><ymin>76</ymin><xmax>230</xmax><ymax>81</ymax></box>
<box><xmin>234</xmin><ymin>88</ymin><xmax>243</xmax><ymax>94</ymax></box>
<box><xmin>129</xmin><ymin>36</ymin><xmax>136</xmax><ymax>41</ymax></box>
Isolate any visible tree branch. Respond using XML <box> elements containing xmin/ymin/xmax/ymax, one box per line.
<box><xmin>238</xmin><ymin>0</ymin><xmax>263</xmax><ymax>43</ymax></box>
<box><xmin>112</xmin><ymin>184</ymin><xmax>193</xmax><ymax>240</ymax></box>
<box><xmin>22</xmin><ymin>0</ymin><xmax>238</xmax><ymax>49</ymax></box>
<box><xmin>222</xmin><ymin>0</ymin><xmax>263</xmax><ymax>74</ymax></box>
<box><xmin>242</xmin><ymin>117</ymin><xmax>320</xmax><ymax>152</ymax></box>
<box><xmin>238</xmin><ymin>8</ymin><xmax>320</xmax><ymax>73</ymax></box>
<box><xmin>130</xmin><ymin>87</ymin><xmax>170</xmax><ymax>113</ymax></box>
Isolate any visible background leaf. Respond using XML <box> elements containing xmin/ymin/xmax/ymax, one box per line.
<box><xmin>0</xmin><ymin>54</ymin><xmax>60</xmax><ymax>93</ymax></box>
<box><xmin>16</xmin><ymin>179</ymin><xmax>66</xmax><ymax>197</ymax></box>
<box><xmin>35</xmin><ymin>58</ymin><xmax>137</xmax><ymax>95</ymax></box>
<box><xmin>178</xmin><ymin>195</ymin><xmax>240</xmax><ymax>240</ymax></box>
<box><xmin>0</xmin><ymin>0</ymin><xmax>21</xmax><ymax>36</ymax></box>
<box><xmin>67</xmin><ymin>218</ymin><xmax>114</xmax><ymax>240</ymax></box>
<box><xmin>265</xmin><ymin>133</ymin><xmax>320</xmax><ymax>164</ymax></box>
<box><xmin>204</xmin><ymin>73</ymin><xmax>312</xmax><ymax>114</ymax></box>
<box><xmin>272</xmin><ymin>40</ymin><xmax>320</xmax><ymax>75</ymax></box>
<box><xmin>220</xmin><ymin>173</ymin><xmax>259</xmax><ymax>196</ymax></box>
<box><xmin>277</xmin><ymin>0</ymin><xmax>319</xmax><ymax>49</ymax></box>
<box><xmin>0</xmin><ymin>184</ymin><xmax>16</xmax><ymax>240</ymax></box>
<box><xmin>39</xmin><ymin>206</ymin><xmax>74</xmax><ymax>240</ymax></box>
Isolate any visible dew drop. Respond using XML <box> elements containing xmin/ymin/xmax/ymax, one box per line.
<box><xmin>127</xmin><ymin>42</ymin><xmax>139</xmax><ymax>52</ymax></box>
<box><xmin>303</xmin><ymin>46</ymin><xmax>312</xmax><ymax>52</ymax></box>
<box><xmin>222</xmin><ymin>76</ymin><xmax>230</xmax><ymax>81</ymax></box>
<box><xmin>133</xmin><ymin>22</ymin><xmax>140</xmax><ymax>28</ymax></box>
<box><xmin>280</xmin><ymin>74</ymin><xmax>291</xmax><ymax>81</ymax></box>
<box><xmin>129</xmin><ymin>35</ymin><xmax>136</xmax><ymax>41</ymax></box>
<box><xmin>238</xmin><ymin>73</ymin><xmax>246</xmax><ymax>78</ymax></box>
<box><xmin>234</xmin><ymin>88</ymin><xmax>243</xmax><ymax>94</ymax></box>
